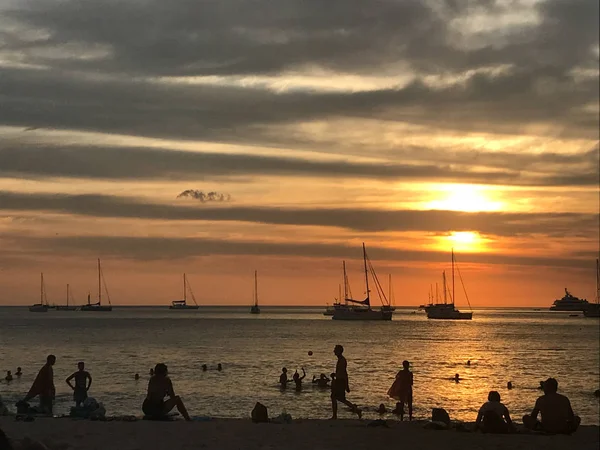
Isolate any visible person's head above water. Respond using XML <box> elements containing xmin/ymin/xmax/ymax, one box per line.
<box><xmin>377</xmin><ymin>403</ymin><xmax>386</xmax><ymax>413</ymax></box>
<box><xmin>402</xmin><ymin>360</ymin><xmax>410</xmax><ymax>370</ymax></box>
<box><xmin>543</xmin><ymin>378</ymin><xmax>558</xmax><ymax>394</ymax></box>
<box><xmin>202</xmin><ymin>364</ymin><xmax>207</xmax><ymax>371</ymax></box>
<box><xmin>217</xmin><ymin>363</ymin><xmax>222</xmax><ymax>371</ymax></box>
<box><xmin>154</xmin><ymin>363</ymin><xmax>168</xmax><ymax>377</ymax></box>
<box><xmin>320</xmin><ymin>373</ymin><xmax>327</xmax><ymax>380</ymax></box>
<box><xmin>488</xmin><ymin>391</ymin><xmax>501</xmax><ymax>402</ymax></box>
<box><xmin>6</xmin><ymin>371</ymin><xmax>10</xmax><ymax>375</ymax></box>
<box><xmin>334</xmin><ymin>345</ymin><xmax>344</xmax><ymax>356</ymax></box>
<box><xmin>17</xmin><ymin>367</ymin><xmax>21</xmax><ymax>372</ymax></box>
<box><xmin>330</xmin><ymin>372</ymin><xmax>336</xmax><ymax>379</ymax></box>
<box><xmin>150</xmin><ymin>368</ymin><xmax>154</xmax><ymax>376</ymax></box>
<box><xmin>282</xmin><ymin>367</ymin><xmax>287</xmax><ymax>373</ymax></box>
<box><xmin>78</xmin><ymin>362</ymin><xmax>85</xmax><ymax>371</ymax></box>
<box><xmin>47</xmin><ymin>354</ymin><xmax>56</xmax><ymax>365</ymax></box>
<box><xmin>134</xmin><ymin>373</ymin><xmax>140</xmax><ymax>380</ymax></box>
<box><xmin>293</xmin><ymin>371</ymin><xmax>299</xmax><ymax>380</ymax></box>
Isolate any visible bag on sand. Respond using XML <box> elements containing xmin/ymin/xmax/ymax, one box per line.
<box><xmin>431</xmin><ymin>408</ymin><xmax>451</xmax><ymax>426</ymax></box>
<box><xmin>251</xmin><ymin>402</ymin><xmax>269</xmax><ymax>423</ymax></box>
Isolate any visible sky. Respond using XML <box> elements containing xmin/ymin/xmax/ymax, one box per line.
<box><xmin>0</xmin><ymin>0</ymin><xmax>598</xmax><ymax>307</ymax></box>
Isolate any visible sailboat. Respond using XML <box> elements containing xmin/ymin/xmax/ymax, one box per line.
<box><xmin>170</xmin><ymin>273</ymin><xmax>200</xmax><ymax>310</ymax></box>
<box><xmin>55</xmin><ymin>284</ymin><xmax>77</xmax><ymax>311</ymax></box>
<box><xmin>332</xmin><ymin>243</ymin><xmax>393</xmax><ymax>321</ymax></box>
<box><xmin>29</xmin><ymin>273</ymin><xmax>49</xmax><ymax>312</ymax></box>
<box><xmin>250</xmin><ymin>270</ymin><xmax>260</xmax><ymax>314</ymax></box>
<box><xmin>381</xmin><ymin>274</ymin><xmax>396</xmax><ymax>313</ymax></box>
<box><xmin>421</xmin><ymin>250</ymin><xmax>472</xmax><ymax>320</ymax></box>
<box><xmin>583</xmin><ymin>259</ymin><xmax>600</xmax><ymax>318</ymax></box>
<box><xmin>80</xmin><ymin>259</ymin><xmax>112</xmax><ymax>311</ymax></box>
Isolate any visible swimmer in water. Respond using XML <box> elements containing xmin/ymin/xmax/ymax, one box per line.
<box><xmin>454</xmin><ymin>373</ymin><xmax>461</xmax><ymax>383</ymax></box>
<box><xmin>149</xmin><ymin>368</ymin><xmax>154</xmax><ymax>377</ymax></box>
<box><xmin>467</xmin><ymin>360</ymin><xmax>471</xmax><ymax>366</ymax></box>
<box><xmin>16</xmin><ymin>367</ymin><xmax>22</xmax><ymax>377</ymax></box>
<box><xmin>507</xmin><ymin>381</ymin><xmax>513</xmax><ymax>390</ymax></box>
<box><xmin>376</xmin><ymin>403</ymin><xmax>387</xmax><ymax>414</ymax></box>
<box><xmin>312</xmin><ymin>373</ymin><xmax>330</xmax><ymax>388</ymax></box>
<box><xmin>5</xmin><ymin>371</ymin><xmax>13</xmax><ymax>382</ymax></box>
<box><xmin>293</xmin><ymin>368</ymin><xmax>306</xmax><ymax>391</ymax></box>
<box><xmin>201</xmin><ymin>364</ymin><xmax>208</xmax><ymax>372</ymax></box>
<box><xmin>135</xmin><ymin>373</ymin><xmax>140</xmax><ymax>380</ymax></box>
<box><xmin>217</xmin><ymin>363</ymin><xmax>223</xmax><ymax>371</ymax></box>
<box><xmin>279</xmin><ymin>368</ymin><xmax>289</xmax><ymax>389</ymax></box>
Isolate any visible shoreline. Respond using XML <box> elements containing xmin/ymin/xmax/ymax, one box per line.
<box><xmin>1</xmin><ymin>417</ymin><xmax>598</xmax><ymax>450</ymax></box>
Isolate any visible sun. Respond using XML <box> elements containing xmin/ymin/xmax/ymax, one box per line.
<box><xmin>425</xmin><ymin>184</ymin><xmax>502</xmax><ymax>212</ymax></box>
<box><xmin>443</xmin><ymin>231</ymin><xmax>486</xmax><ymax>252</ymax></box>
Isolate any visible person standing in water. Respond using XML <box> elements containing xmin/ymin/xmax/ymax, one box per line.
<box><xmin>16</xmin><ymin>367</ymin><xmax>22</xmax><ymax>377</ymax></box>
<box><xmin>142</xmin><ymin>363</ymin><xmax>191</xmax><ymax>421</ymax></box>
<box><xmin>331</xmin><ymin>345</ymin><xmax>361</xmax><ymax>419</ymax></box>
<box><xmin>21</xmin><ymin>355</ymin><xmax>56</xmax><ymax>414</ymax></box>
<box><xmin>293</xmin><ymin>368</ymin><xmax>306</xmax><ymax>392</ymax></box>
<box><xmin>279</xmin><ymin>368</ymin><xmax>289</xmax><ymax>389</ymax></box>
<box><xmin>387</xmin><ymin>360</ymin><xmax>413</xmax><ymax>421</ymax></box>
<box><xmin>66</xmin><ymin>362</ymin><xmax>92</xmax><ymax>407</ymax></box>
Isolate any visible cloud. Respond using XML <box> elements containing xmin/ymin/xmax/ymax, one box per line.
<box><xmin>0</xmin><ymin>191</ymin><xmax>597</xmax><ymax>238</ymax></box>
<box><xmin>0</xmin><ymin>143</ymin><xmax>598</xmax><ymax>187</ymax></box>
<box><xmin>177</xmin><ymin>190</ymin><xmax>232</xmax><ymax>202</ymax></box>
<box><xmin>4</xmin><ymin>233</ymin><xmax>592</xmax><ymax>269</ymax></box>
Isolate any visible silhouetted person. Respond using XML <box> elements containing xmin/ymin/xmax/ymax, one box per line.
<box><xmin>467</xmin><ymin>360</ymin><xmax>471</xmax><ymax>366</ymax></box>
<box><xmin>149</xmin><ymin>368</ymin><xmax>154</xmax><ymax>377</ymax></box>
<box><xmin>142</xmin><ymin>363</ymin><xmax>191</xmax><ymax>421</ymax></box>
<box><xmin>312</xmin><ymin>373</ymin><xmax>330</xmax><ymax>388</ymax></box>
<box><xmin>293</xmin><ymin>368</ymin><xmax>306</xmax><ymax>391</ymax></box>
<box><xmin>217</xmin><ymin>363</ymin><xmax>223</xmax><ymax>371</ymax></box>
<box><xmin>134</xmin><ymin>373</ymin><xmax>140</xmax><ymax>381</ymax></box>
<box><xmin>279</xmin><ymin>368</ymin><xmax>289</xmax><ymax>389</ymax></box>
<box><xmin>16</xmin><ymin>367</ymin><xmax>22</xmax><ymax>377</ymax></box>
<box><xmin>376</xmin><ymin>403</ymin><xmax>386</xmax><ymax>414</ymax></box>
<box><xmin>391</xmin><ymin>402</ymin><xmax>404</xmax><ymax>416</ymax></box>
<box><xmin>387</xmin><ymin>360</ymin><xmax>413</xmax><ymax>421</ymax></box>
<box><xmin>5</xmin><ymin>371</ymin><xmax>12</xmax><ymax>382</ymax></box>
<box><xmin>475</xmin><ymin>391</ymin><xmax>514</xmax><ymax>433</ymax></box>
<box><xmin>454</xmin><ymin>373</ymin><xmax>461</xmax><ymax>383</ymax></box>
<box><xmin>66</xmin><ymin>362</ymin><xmax>92</xmax><ymax>407</ymax></box>
<box><xmin>330</xmin><ymin>345</ymin><xmax>361</xmax><ymax>419</ymax></box>
<box><xmin>201</xmin><ymin>364</ymin><xmax>208</xmax><ymax>372</ymax></box>
<box><xmin>507</xmin><ymin>381</ymin><xmax>513</xmax><ymax>390</ymax></box>
<box><xmin>538</xmin><ymin>380</ymin><xmax>545</xmax><ymax>390</ymax></box>
<box><xmin>523</xmin><ymin>378</ymin><xmax>580</xmax><ymax>434</ymax></box>
<box><xmin>22</xmin><ymin>354</ymin><xmax>56</xmax><ymax>414</ymax></box>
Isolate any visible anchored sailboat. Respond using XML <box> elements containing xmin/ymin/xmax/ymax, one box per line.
<box><xmin>250</xmin><ymin>270</ymin><xmax>260</xmax><ymax>314</ymax></box>
<box><xmin>421</xmin><ymin>249</ymin><xmax>473</xmax><ymax>320</ymax></box>
<box><xmin>81</xmin><ymin>259</ymin><xmax>112</xmax><ymax>311</ymax></box>
<box><xmin>55</xmin><ymin>284</ymin><xmax>77</xmax><ymax>311</ymax></box>
<box><xmin>381</xmin><ymin>274</ymin><xmax>396</xmax><ymax>313</ymax></box>
<box><xmin>29</xmin><ymin>273</ymin><xmax>49</xmax><ymax>312</ymax></box>
<box><xmin>583</xmin><ymin>259</ymin><xmax>600</xmax><ymax>318</ymax></box>
<box><xmin>331</xmin><ymin>243</ymin><xmax>393</xmax><ymax>321</ymax></box>
<box><xmin>170</xmin><ymin>273</ymin><xmax>200</xmax><ymax>310</ymax></box>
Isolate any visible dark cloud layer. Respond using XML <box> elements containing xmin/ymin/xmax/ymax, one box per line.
<box><xmin>1</xmin><ymin>144</ymin><xmax>598</xmax><ymax>187</ymax></box>
<box><xmin>0</xmin><ymin>191</ymin><xmax>597</xmax><ymax>238</ymax></box>
<box><xmin>5</xmin><ymin>233</ymin><xmax>593</xmax><ymax>269</ymax></box>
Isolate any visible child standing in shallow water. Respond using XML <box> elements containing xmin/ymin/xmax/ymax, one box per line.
<box><xmin>66</xmin><ymin>362</ymin><xmax>92</xmax><ymax>407</ymax></box>
<box><xmin>388</xmin><ymin>360</ymin><xmax>413</xmax><ymax>421</ymax></box>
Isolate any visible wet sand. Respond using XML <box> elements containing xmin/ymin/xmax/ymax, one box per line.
<box><xmin>1</xmin><ymin>418</ymin><xmax>599</xmax><ymax>450</ymax></box>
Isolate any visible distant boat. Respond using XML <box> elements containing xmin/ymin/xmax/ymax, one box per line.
<box><xmin>80</xmin><ymin>259</ymin><xmax>112</xmax><ymax>312</ymax></box>
<box><xmin>550</xmin><ymin>288</ymin><xmax>589</xmax><ymax>312</ymax></box>
<box><xmin>169</xmin><ymin>273</ymin><xmax>200</xmax><ymax>310</ymax></box>
<box><xmin>323</xmin><ymin>283</ymin><xmax>342</xmax><ymax>316</ymax></box>
<box><xmin>55</xmin><ymin>284</ymin><xmax>77</xmax><ymax>311</ymax></box>
<box><xmin>421</xmin><ymin>250</ymin><xmax>473</xmax><ymax>320</ymax></box>
<box><xmin>583</xmin><ymin>259</ymin><xmax>600</xmax><ymax>318</ymax></box>
<box><xmin>250</xmin><ymin>270</ymin><xmax>260</xmax><ymax>314</ymax></box>
<box><xmin>331</xmin><ymin>243</ymin><xmax>393</xmax><ymax>321</ymax></box>
<box><xmin>380</xmin><ymin>274</ymin><xmax>396</xmax><ymax>313</ymax></box>
<box><xmin>29</xmin><ymin>272</ymin><xmax>49</xmax><ymax>313</ymax></box>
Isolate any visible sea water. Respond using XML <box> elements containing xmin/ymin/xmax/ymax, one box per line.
<box><xmin>0</xmin><ymin>307</ymin><xmax>598</xmax><ymax>424</ymax></box>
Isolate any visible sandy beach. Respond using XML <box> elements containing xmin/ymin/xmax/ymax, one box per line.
<box><xmin>1</xmin><ymin>417</ymin><xmax>598</xmax><ymax>450</ymax></box>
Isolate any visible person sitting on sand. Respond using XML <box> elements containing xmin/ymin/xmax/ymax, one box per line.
<box><xmin>21</xmin><ymin>354</ymin><xmax>56</xmax><ymax>414</ymax></box>
<box><xmin>330</xmin><ymin>345</ymin><xmax>362</xmax><ymax>419</ymax></box>
<box><xmin>387</xmin><ymin>360</ymin><xmax>413</xmax><ymax>421</ymax></box>
<box><xmin>142</xmin><ymin>363</ymin><xmax>191</xmax><ymax>421</ymax></box>
<box><xmin>293</xmin><ymin>368</ymin><xmax>306</xmax><ymax>392</ymax></box>
<box><xmin>523</xmin><ymin>378</ymin><xmax>580</xmax><ymax>434</ymax></box>
<box><xmin>66</xmin><ymin>362</ymin><xmax>92</xmax><ymax>407</ymax></box>
<box><xmin>475</xmin><ymin>391</ymin><xmax>514</xmax><ymax>434</ymax></box>
<box><xmin>16</xmin><ymin>367</ymin><xmax>22</xmax><ymax>377</ymax></box>
<box><xmin>5</xmin><ymin>371</ymin><xmax>12</xmax><ymax>382</ymax></box>
<box><xmin>279</xmin><ymin>367</ymin><xmax>289</xmax><ymax>389</ymax></box>
<box><xmin>312</xmin><ymin>373</ymin><xmax>330</xmax><ymax>388</ymax></box>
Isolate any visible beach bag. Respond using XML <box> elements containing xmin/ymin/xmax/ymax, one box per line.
<box><xmin>251</xmin><ymin>402</ymin><xmax>269</xmax><ymax>423</ymax></box>
<box><xmin>431</xmin><ymin>408</ymin><xmax>450</xmax><ymax>426</ymax></box>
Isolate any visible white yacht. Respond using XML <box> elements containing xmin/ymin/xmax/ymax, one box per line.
<box><xmin>170</xmin><ymin>273</ymin><xmax>200</xmax><ymax>310</ymax></box>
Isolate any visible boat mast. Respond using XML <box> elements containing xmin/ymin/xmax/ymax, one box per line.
<box><xmin>343</xmin><ymin>261</ymin><xmax>348</xmax><ymax>304</ymax></box>
<box><xmin>98</xmin><ymin>258</ymin><xmax>102</xmax><ymax>305</ymax></box>
<box><xmin>388</xmin><ymin>274</ymin><xmax>392</xmax><ymax>306</ymax></box>
<box><xmin>451</xmin><ymin>249</ymin><xmax>455</xmax><ymax>306</ymax></box>
<box><xmin>443</xmin><ymin>271</ymin><xmax>447</xmax><ymax>304</ymax></box>
<box><xmin>183</xmin><ymin>273</ymin><xmax>187</xmax><ymax>303</ymax></box>
<box><xmin>435</xmin><ymin>282</ymin><xmax>439</xmax><ymax>303</ymax></box>
<box><xmin>40</xmin><ymin>272</ymin><xmax>43</xmax><ymax>305</ymax></box>
<box><xmin>67</xmin><ymin>284</ymin><xmax>69</xmax><ymax>307</ymax></box>
<box><xmin>596</xmin><ymin>258</ymin><xmax>599</xmax><ymax>305</ymax></box>
<box><xmin>362</xmin><ymin>243</ymin><xmax>370</xmax><ymax>305</ymax></box>
<box><xmin>254</xmin><ymin>270</ymin><xmax>258</xmax><ymax>307</ymax></box>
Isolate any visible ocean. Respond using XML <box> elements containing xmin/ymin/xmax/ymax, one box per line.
<box><xmin>0</xmin><ymin>306</ymin><xmax>598</xmax><ymax>424</ymax></box>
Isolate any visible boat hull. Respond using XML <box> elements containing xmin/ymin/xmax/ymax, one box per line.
<box><xmin>55</xmin><ymin>306</ymin><xmax>77</xmax><ymax>311</ymax></box>
<box><xmin>549</xmin><ymin>304</ymin><xmax>589</xmax><ymax>312</ymax></box>
<box><xmin>427</xmin><ymin>311</ymin><xmax>473</xmax><ymax>320</ymax></box>
<box><xmin>250</xmin><ymin>306</ymin><xmax>260</xmax><ymax>314</ymax></box>
<box><xmin>583</xmin><ymin>305</ymin><xmax>600</xmax><ymax>317</ymax></box>
<box><xmin>29</xmin><ymin>304</ymin><xmax>48</xmax><ymax>313</ymax></box>
<box><xmin>332</xmin><ymin>307</ymin><xmax>392</xmax><ymax>321</ymax></box>
<box><xmin>169</xmin><ymin>305</ymin><xmax>199</xmax><ymax>310</ymax></box>
<box><xmin>80</xmin><ymin>305</ymin><xmax>112</xmax><ymax>311</ymax></box>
